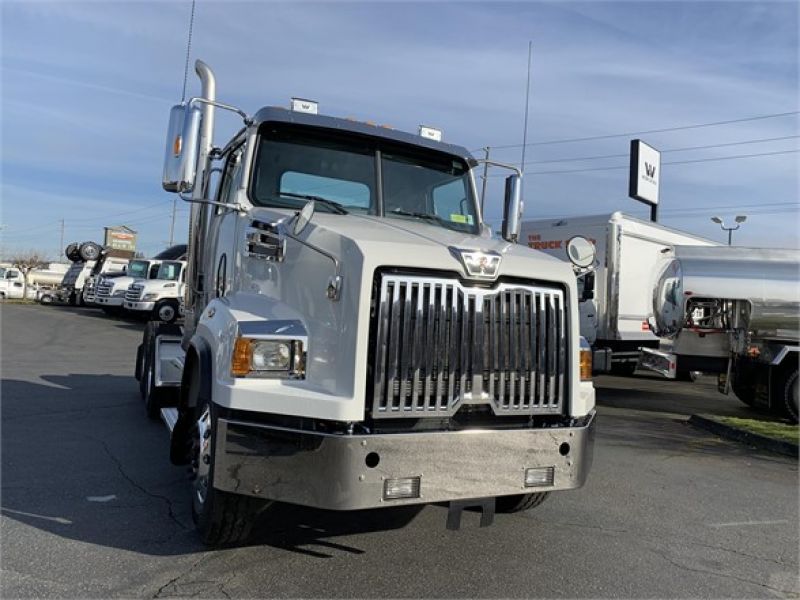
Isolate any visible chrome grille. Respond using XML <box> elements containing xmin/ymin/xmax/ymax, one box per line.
<box><xmin>126</xmin><ymin>284</ymin><xmax>143</xmax><ymax>302</ymax></box>
<box><xmin>96</xmin><ymin>279</ymin><xmax>114</xmax><ymax>300</ymax></box>
<box><xmin>370</xmin><ymin>274</ymin><xmax>567</xmax><ymax>418</ymax></box>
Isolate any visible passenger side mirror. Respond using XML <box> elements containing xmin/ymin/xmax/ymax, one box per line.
<box><xmin>566</xmin><ymin>236</ymin><xmax>596</xmax><ymax>269</ymax></box>
<box><xmin>293</xmin><ymin>200</ymin><xmax>315</xmax><ymax>236</ymax></box>
<box><xmin>162</xmin><ymin>103</ymin><xmax>202</xmax><ymax>193</ymax></box>
<box><xmin>501</xmin><ymin>175</ymin><xmax>523</xmax><ymax>243</ymax></box>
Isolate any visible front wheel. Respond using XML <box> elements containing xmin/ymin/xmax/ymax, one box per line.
<box><xmin>39</xmin><ymin>293</ymin><xmax>54</xmax><ymax>305</ymax></box>
<box><xmin>495</xmin><ymin>492</ymin><xmax>549</xmax><ymax>513</ymax></box>
<box><xmin>188</xmin><ymin>371</ymin><xmax>267</xmax><ymax>546</ymax></box>
<box><xmin>154</xmin><ymin>300</ymin><xmax>179</xmax><ymax>324</ymax></box>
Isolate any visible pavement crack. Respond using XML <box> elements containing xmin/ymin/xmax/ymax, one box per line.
<box><xmin>152</xmin><ymin>556</ymin><xmax>208</xmax><ymax>599</ymax></box>
<box><xmin>94</xmin><ymin>437</ymin><xmax>188</xmax><ymax>531</ymax></box>
<box><xmin>685</xmin><ymin>538</ymin><xmax>794</xmax><ymax>567</ymax></box>
<box><xmin>648</xmin><ymin>546</ymin><xmax>796</xmax><ymax>596</ymax></box>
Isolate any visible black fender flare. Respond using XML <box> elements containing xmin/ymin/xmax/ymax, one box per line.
<box><xmin>171</xmin><ymin>335</ymin><xmax>213</xmax><ymax>465</ymax></box>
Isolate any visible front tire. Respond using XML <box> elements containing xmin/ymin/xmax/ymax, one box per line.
<box><xmin>495</xmin><ymin>492</ymin><xmax>549</xmax><ymax>513</ymax></box>
<box><xmin>154</xmin><ymin>300</ymin><xmax>179</xmax><ymax>324</ymax></box>
<box><xmin>611</xmin><ymin>362</ymin><xmax>637</xmax><ymax>377</ymax></box>
<box><xmin>188</xmin><ymin>369</ymin><xmax>267</xmax><ymax>546</ymax></box>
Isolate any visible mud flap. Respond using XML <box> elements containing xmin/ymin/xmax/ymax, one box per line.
<box><xmin>446</xmin><ymin>497</ymin><xmax>495</xmax><ymax>531</ymax></box>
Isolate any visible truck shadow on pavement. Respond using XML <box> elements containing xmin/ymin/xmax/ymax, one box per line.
<box><xmin>43</xmin><ymin>305</ymin><xmax>147</xmax><ymax>332</ymax></box>
<box><xmin>0</xmin><ymin>374</ymin><xmax>422</xmax><ymax>558</ymax></box>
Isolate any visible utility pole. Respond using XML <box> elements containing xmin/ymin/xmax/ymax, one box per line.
<box><xmin>169</xmin><ymin>198</ymin><xmax>177</xmax><ymax>246</ymax></box>
<box><xmin>480</xmin><ymin>146</ymin><xmax>490</xmax><ymax>213</ymax></box>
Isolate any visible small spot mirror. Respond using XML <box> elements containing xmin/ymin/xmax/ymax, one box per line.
<box><xmin>566</xmin><ymin>236</ymin><xmax>595</xmax><ymax>269</ymax></box>
<box><xmin>293</xmin><ymin>200</ymin><xmax>315</xmax><ymax>236</ymax></box>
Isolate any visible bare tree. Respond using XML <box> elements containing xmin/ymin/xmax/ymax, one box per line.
<box><xmin>10</xmin><ymin>251</ymin><xmax>47</xmax><ymax>300</ymax></box>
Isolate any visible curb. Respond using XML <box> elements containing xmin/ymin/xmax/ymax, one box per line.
<box><xmin>689</xmin><ymin>414</ymin><xmax>799</xmax><ymax>458</ymax></box>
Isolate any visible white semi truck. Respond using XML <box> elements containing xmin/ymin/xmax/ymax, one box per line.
<box><xmin>0</xmin><ymin>267</ymin><xmax>27</xmax><ymax>299</ymax></box>
<box><xmin>136</xmin><ymin>60</ymin><xmax>596</xmax><ymax>545</ymax></box>
<box><xmin>520</xmin><ymin>212</ymin><xmax>717</xmax><ymax>375</ymax></box>
<box><xmin>642</xmin><ymin>245</ymin><xmax>799</xmax><ymax>422</ymax></box>
<box><xmin>95</xmin><ymin>258</ymin><xmax>162</xmax><ymax>313</ymax></box>
<box><xmin>124</xmin><ymin>259</ymin><xmax>186</xmax><ymax>323</ymax></box>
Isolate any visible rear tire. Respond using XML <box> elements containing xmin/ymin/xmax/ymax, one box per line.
<box><xmin>188</xmin><ymin>369</ymin><xmax>267</xmax><ymax>546</ymax></box>
<box><xmin>39</xmin><ymin>293</ymin><xmax>54</xmax><ymax>305</ymax></box>
<box><xmin>141</xmin><ymin>349</ymin><xmax>161</xmax><ymax>419</ymax></box>
<box><xmin>495</xmin><ymin>492</ymin><xmax>549</xmax><ymax>513</ymax></box>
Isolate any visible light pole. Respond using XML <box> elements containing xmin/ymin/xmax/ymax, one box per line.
<box><xmin>711</xmin><ymin>215</ymin><xmax>747</xmax><ymax>246</ymax></box>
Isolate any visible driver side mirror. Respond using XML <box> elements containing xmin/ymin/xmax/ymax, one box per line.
<box><xmin>162</xmin><ymin>103</ymin><xmax>202</xmax><ymax>193</ymax></box>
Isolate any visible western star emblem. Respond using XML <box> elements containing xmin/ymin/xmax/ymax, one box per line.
<box><xmin>449</xmin><ymin>247</ymin><xmax>502</xmax><ymax>280</ymax></box>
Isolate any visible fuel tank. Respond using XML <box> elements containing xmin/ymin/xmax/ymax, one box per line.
<box><xmin>651</xmin><ymin>245</ymin><xmax>800</xmax><ymax>341</ymax></box>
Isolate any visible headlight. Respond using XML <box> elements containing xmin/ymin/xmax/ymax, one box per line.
<box><xmin>143</xmin><ymin>293</ymin><xmax>159</xmax><ymax>301</ymax></box>
<box><xmin>579</xmin><ymin>337</ymin><xmax>592</xmax><ymax>381</ymax></box>
<box><xmin>231</xmin><ymin>338</ymin><xmax>305</xmax><ymax>378</ymax></box>
<box><xmin>113</xmin><ymin>290</ymin><xmax>126</xmax><ymax>297</ymax></box>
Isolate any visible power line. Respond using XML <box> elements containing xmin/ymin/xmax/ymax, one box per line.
<box><xmin>521</xmin><ymin>135</ymin><xmax>800</xmax><ymax>166</ymax></box>
<box><xmin>489</xmin><ymin>148</ymin><xmax>799</xmax><ymax>177</ymax></box>
<box><xmin>478</xmin><ymin>110</ymin><xmax>800</xmax><ymax>151</ymax></box>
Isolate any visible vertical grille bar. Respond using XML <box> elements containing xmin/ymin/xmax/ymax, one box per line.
<box><xmin>423</xmin><ymin>283</ymin><xmax>436</xmax><ymax>408</ymax></box>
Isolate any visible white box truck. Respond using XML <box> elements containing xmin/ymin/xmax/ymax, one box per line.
<box><xmin>521</xmin><ymin>212</ymin><xmax>717</xmax><ymax>375</ymax></box>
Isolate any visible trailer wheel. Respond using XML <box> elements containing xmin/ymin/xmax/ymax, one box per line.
<box><xmin>495</xmin><ymin>492</ymin><xmax>549</xmax><ymax>513</ymax></box>
<box><xmin>779</xmin><ymin>368</ymin><xmax>798</xmax><ymax>424</ymax></box>
<box><xmin>188</xmin><ymin>368</ymin><xmax>267</xmax><ymax>546</ymax></box>
<box><xmin>155</xmin><ymin>300</ymin><xmax>179</xmax><ymax>324</ymax></box>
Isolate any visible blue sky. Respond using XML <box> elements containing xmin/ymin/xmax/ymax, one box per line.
<box><xmin>2</xmin><ymin>1</ymin><xmax>798</xmax><ymax>259</ymax></box>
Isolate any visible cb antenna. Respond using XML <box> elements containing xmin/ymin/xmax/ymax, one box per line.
<box><xmin>520</xmin><ymin>40</ymin><xmax>533</xmax><ymax>173</ymax></box>
<box><xmin>180</xmin><ymin>0</ymin><xmax>197</xmax><ymax>102</ymax></box>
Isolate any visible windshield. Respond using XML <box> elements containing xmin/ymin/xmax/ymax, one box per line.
<box><xmin>156</xmin><ymin>261</ymin><xmax>183</xmax><ymax>281</ymax></box>
<box><xmin>251</xmin><ymin>124</ymin><xmax>478</xmax><ymax>234</ymax></box>
<box><xmin>128</xmin><ymin>260</ymin><xmax>149</xmax><ymax>279</ymax></box>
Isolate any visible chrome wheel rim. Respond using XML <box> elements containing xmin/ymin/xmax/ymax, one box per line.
<box><xmin>145</xmin><ymin>360</ymin><xmax>153</xmax><ymax>400</ymax></box>
<box><xmin>193</xmin><ymin>405</ymin><xmax>212</xmax><ymax>506</ymax></box>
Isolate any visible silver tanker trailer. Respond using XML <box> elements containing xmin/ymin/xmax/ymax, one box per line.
<box><xmin>640</xmin><ymin>245</ymin><xmax>799</xmax><ymax>422</ymax></box>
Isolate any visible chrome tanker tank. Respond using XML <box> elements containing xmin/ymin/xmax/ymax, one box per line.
<box><xmin>651</xmin><ymin>245</ymin><xmax>800</xmax><ymax>342</ymax></box>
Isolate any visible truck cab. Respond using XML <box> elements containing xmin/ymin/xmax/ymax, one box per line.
<box><xmin>0</xmin><ymin>267</ymin><xmax>26</xmax><ymax>300</ymax></box>
<box><xmin>95</xmin><ymin>258</ymin><xmax>162</xmax><ymax>312</ymax></box>
<box><xmin>137</xmin><ymin>61</ymin><xmax>596</xmax><ymax>546</ymax></box>
<box><xmin>124</xmin><ymin>260</ymin><xmax>185</xmax><ymax>322</ymax></box>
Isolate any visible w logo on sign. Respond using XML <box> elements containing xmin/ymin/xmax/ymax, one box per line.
<box><xmin>645</xmin><ymin>163</ymin><xmax>657</xmax><ymax>178</ymax></box>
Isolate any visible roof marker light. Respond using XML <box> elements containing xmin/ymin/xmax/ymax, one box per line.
<box><xmin>419</xmin><ymin>125</ymin><xmax>442</xmax><ymax>142</ymax></box>
<box><xmin>291</xmin><ymin>98</ymin><xmax>318</xmax><ymax>114</ymax></box>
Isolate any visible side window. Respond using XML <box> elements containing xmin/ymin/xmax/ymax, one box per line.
<box><xmin>432</xmin><ymin>179</ymin><xmax>473</xmax><ymax>226</ymax></box>
<box><xmin>6</xmin><ymin>271</ymin><xmax>19</xmax><ymax>280</ymax></box>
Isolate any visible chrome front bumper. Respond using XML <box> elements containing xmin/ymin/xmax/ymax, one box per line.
<box><xmin>124</xmin><ymin>300</ymin><xmax>155</xmax><ymax>311</ymax></box>
<box><xmin>214</xmin><ymin>411</ymin><xmax>595</xmax><ymax>510</ymax></box>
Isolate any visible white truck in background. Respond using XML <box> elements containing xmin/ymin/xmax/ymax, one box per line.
<box><xmin>520</xmin><ymin>212</ymin><xmax>717</xmax><ymax>376</ymax></box>
<box><xmin>0</xmin><ymin>267</ymin><xmax>27</xmax><ymax>299</ymax></box>
<box><xmin>643</xmin><ymin>245</ymin><xmax>799</xmax><ymax>422</ymax></box>
<box><xmin>135</xmin><ymin>60</ymin><xmax>596</xmax><ymax>546</ymax></box>
<box><xmin>96</xmin><ymin>244</ymin><xmax>188</xmax><ymax>315</ymax></box>
<box><xmin>123</xmin><ymin>259</ymin><xmax>186</xmax><ymax>323</ymax></box>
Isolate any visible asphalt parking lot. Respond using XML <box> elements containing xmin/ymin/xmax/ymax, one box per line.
<box><xmin>2</xmin><ymin>303</ymin><xmax>798</xmax><ymax>599</ymax></box>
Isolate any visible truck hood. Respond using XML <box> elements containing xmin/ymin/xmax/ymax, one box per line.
<box><xmin>251</xmin><ymin>208</ymin><xmax>574</xmax><ymax>285</ymax></box>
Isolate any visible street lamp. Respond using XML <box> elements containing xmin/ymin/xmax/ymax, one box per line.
<box><xmin>711</xmin><ymin>215</ymin><xmax>747</xmax><ymax>246</ymax></box>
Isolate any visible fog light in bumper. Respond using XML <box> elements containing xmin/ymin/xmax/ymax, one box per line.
<box><xmin>383</xmin><ymin>477</ymin><xmax>421</xmax><ymax>500</ymax></box>
<box><xmin>524</xmin><ymin>466</ymin><xmax>554</xmax><ymax>487</ymax></box>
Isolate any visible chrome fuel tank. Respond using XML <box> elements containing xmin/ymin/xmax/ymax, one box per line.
<box><xmin>652</xmin><ymin>245</ymin><xmax>800</xmax><ymax>341</ymax></box>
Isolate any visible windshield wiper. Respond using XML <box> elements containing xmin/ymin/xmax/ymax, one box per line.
<box><xmin>279</xmin><ymin>192</ymin><xmax>348</xmax><ymax>215</ymax></box>
<box><xmin>390</xmin><ymin>208</ymin><xmax>438</xmax><ymax>221</ymax></box>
